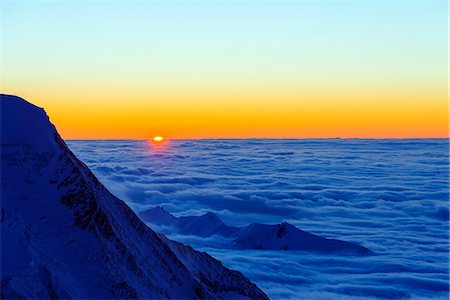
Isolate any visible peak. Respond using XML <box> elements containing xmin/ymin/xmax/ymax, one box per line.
<box><xmin>147</xmin><ymin>205</ymin><xmax>171</xmax><ymax>214</ymax></box>
<box><xmin>198</xmin><ymin>211</ymin><xmax>225</xmax><ymax>226</ymax></box>
<box><xmin>140</xmin><ymin>205</ymin><xmax>172</xmax><ymax>216</ymax></box>
<box><xmin>139</xmin><ymin>206</ymin><xmax>177</xmax><ymax>224</ymax></box>
<box><xmin>277</xmin><ymin>222</ymin><xmax>295</xmax><ymax>238</ymax></box>
<box><xmin>1</xmin><ymin>94</ymin><xmax>59</xmax><ymax>153</ymax></box>
<box><xmin>280</xmin><ymin>222</ymin><xmax>294</xmax><ymax>228</ymax></box>
<box><xmin>203</xmin><ymin>211</ymin><xmax>217</xmax><ymax>217</ymax></box>
<box><xmin>0</xmin><ymin>94</ymin><xmax>45</xmax><ymax>115</ymax></box>
<box><xmin>201</xmin><ymin>211</ymin><xmax>221</xmax><ymax>220</ymax></box>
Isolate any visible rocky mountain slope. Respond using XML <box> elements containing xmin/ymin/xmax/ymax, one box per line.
<box><xmin>0</xmin><ymin>94</ymin><xmax>268</xmax><ymax>299</ymax></box>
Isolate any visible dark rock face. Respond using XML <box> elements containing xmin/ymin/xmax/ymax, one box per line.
<box><xmin>276</xmin><ymin>223</ymin><xmax>289</xmax><ymax>238</ymax></box>
<box><xmin>0</xmin><ymin>94</ymin><xmax>269</xmax><ymax>300</ymax></box>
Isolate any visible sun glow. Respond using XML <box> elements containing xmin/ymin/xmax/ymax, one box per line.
<box><xmin>4</xmin><ymin>2</ymin><xmax>447</xmax><ymax>139</ymax></box>
<box><xmin>153</xmin><ymin>136</ymin><xmax>164</xmax><ymax>142</ymax></box>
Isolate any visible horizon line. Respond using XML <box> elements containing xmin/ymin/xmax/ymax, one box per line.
<box><xmin>66</xmin><ymin>137</ymin><xmax>450</xmax><ymax>141</ymax></box>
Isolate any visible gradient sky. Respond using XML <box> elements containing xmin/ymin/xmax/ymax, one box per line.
<box><xmin>1</xmin><ymin>0</ymin><xmax>448</xmax><ymax>139</ymax></box>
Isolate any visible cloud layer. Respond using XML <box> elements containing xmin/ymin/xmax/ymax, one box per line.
<box><xmin>68</xmin><ymin>139</ymin><xmax>449</xmax><ymax>299</ymax></box>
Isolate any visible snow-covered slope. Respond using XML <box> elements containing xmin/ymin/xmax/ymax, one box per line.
<box><xmin>140</xmin><ymin>206</ymin><xmax>236</xmax><ymax>237</ymax></box>
<box><xmin>0</xmin><ymin>94</ymin><xmax>268</xmax><ymax>299</ymax></box>
<box><xmin>160</xmin><ymin>235</ymin><xmax>267</xmax><ymax>299</ymax></box>
<box><xmin>233</xmin><ymin>222</ymin><xmax>370</xmax><ymax>254</ymax></box>
<box><xmin>139</xmin><ymin>206</ymin><xmax>371</xmax><ymax>254</ymax></box>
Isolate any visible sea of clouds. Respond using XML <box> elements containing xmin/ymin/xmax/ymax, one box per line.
<box><xmin>68</xmin><ymin>139</ymin><xmax>449</xmax><ymax>299</ymax></box>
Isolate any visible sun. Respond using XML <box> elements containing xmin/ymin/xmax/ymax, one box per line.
<box><xmin>153</xmin><ymin>136</ymin><xmax>164</xmax><ymax>142</ymax></box>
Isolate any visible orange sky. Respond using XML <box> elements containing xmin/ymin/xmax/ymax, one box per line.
<box><xmin>2</xmin><ymin>1</ymin><xmax>448</xmax><ymax>139</ymax></box>
<box><xmin>8</xmin><ymin>82</ymin><xmax>447</xmax><ymax>139</ymax></box>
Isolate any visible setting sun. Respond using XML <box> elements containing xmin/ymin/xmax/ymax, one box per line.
<box><xmin>153</xmin><ymin>136</ymin><xmax>164</xmax><ymax>142</ymax></box>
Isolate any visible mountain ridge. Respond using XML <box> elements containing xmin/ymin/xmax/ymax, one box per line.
<box><xmin>139</xmin><ymin>206</ymin><xmax>371</xmax><ymax>255</ymax></box>
<box><xmin>0</xmin><ymin>94</ymin><xmax>268</xmax><ymax>299</ymax></box>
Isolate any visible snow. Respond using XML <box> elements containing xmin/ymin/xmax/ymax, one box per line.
<box><xmin>0</xmin><ymin>95</ymin><xmax>268</xmax><ymax>299</ymax></box>
<box><xmin>139</xmin><ymin>206</ymin><xmax>371</xmax><ymax>254</ymax></box>
<box><xmin>0</xmin><ymin>94</ymin><xmax>58</xmax><ymax>153</ymax></box>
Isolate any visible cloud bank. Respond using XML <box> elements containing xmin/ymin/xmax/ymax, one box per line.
<box><xmin>68</xmin><ymin>139</ymin><xmax>449</xmax><ymax>299</ymax></box>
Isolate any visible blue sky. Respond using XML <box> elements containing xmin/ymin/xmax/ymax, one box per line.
<box><xmin>1</xmin><ymin>0</ymin><xmax>448</xmax><ymax>138</ymax></box>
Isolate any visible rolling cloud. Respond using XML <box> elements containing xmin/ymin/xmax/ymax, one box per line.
<box><xmin>68</xmin><ymin>139</ymin><xmax>449</xmax><ymax>299</ymax></box>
